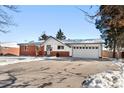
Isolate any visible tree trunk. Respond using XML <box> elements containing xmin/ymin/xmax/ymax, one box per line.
<box><xmin>113</xmin><ymin>28</ymin><xmax>117</xmax><ymax>58</ymax></box>
<box><xmin>113</xmin><ymin>40</ymin><xmax>116</xmax><ymax>58</ymax></box>
<box><xmin>113</xmin><ymin>49</ymin><xmax>116</xmax><ymax>58</ymax></box>
<box><xmin>116</xmin><ymin>49</ymin><xmax>120</xmax><ymax>59</ymax></box>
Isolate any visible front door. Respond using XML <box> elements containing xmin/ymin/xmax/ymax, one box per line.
<box><xmin>46</xmin><ymin>45</ymin><xmax>52</xmax><ymax>56</ymax></box>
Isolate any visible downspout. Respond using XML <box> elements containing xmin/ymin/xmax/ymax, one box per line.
<box><xmin>71</xmin><ymin>47</ymin><xmax>73</xmax><ymax>57</ymax></box>
<box><xmin>101</xmin><ymin>44</ymin><xmax>103</xmax><ymax>58</ymax></box>
<box><xmin>72</xmin><ymin>46</ymin><xmax>73</xmax><ymax>57</ymax></box>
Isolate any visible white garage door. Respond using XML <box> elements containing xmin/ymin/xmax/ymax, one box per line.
<box><xmin>72</xmin><ymin>46</ymin><xmax>99</xmax><ymax>58</ymax></box>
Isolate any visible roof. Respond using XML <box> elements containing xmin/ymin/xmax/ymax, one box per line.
<box><xmin>18</xmin><ymin>38</ymin><xmax>104</xmax><ymax>46</ymax></box>
<box><xmin>41</xmin><ymin>36</ymin><xmax>71</xmax><ymax>47</ymax></box>
<box><xmin>0</xmin><ymin>42</ymin><xmax>19</xmax><ymax>48</ymax></box>
<box><xmin>62</xmin><ymin>39</ymin><xmax>104</xmax><ymax>44</ymax></box>
<box><xmin>18</xmin><ymin>40</ymin><xmax>44</xmax><ymax>45</ymax></box>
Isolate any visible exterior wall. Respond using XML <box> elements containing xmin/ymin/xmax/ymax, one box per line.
<box><xmin>0</xmin><ymin>47</ymin><xmax>20</xmax><ymax>56</ymax></box>
<box><xmin>44</xmin><ymin>51</ymin><xmax>69</xmax><ymax>57</ymax></box>
<box><xmin>102</xmin><ymin>50</ymin><xmax>124</xmax><ymax>58</ymax></box>
<box><xmin>37</xmin><ymin>46</ymin><xmax>45</xmax><ymax>56</ymax></box>
<box><xmin>44</xmin><ymin>38</ymin><xmax>72</xmax><ymax>56</ymax></box>
<box><xmin>20</xmin><ymin>44</ymin><xmax>36</xmax><ymax>56</ymax></box>
<box><xmin>102</xmin><ymin>50</ymin><xmax>113</xmax><ymax>58</ymax></box>
<box><xmin>99</xmin><ymin>44</ymin><xmax>102</xmax><ymax>57</ymax></box>
<box><xmin>122</xmin><ymin>52</ymin><xmax>124</xmax><ymax>58</ymax></box>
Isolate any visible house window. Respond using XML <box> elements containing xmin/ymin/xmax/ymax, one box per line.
<box><xmin>36</xmin><ymin>45</ymin><xmax>40</xmax><ymax>51</ymax></box>
<box><xmin>24</xmin><ymin>45</ymin><xmax>28</xmax><ymax>51</ymax></box>
<box><xmin>4</xmin><ymin>47</ymin><xmax>9</xmax><ymax>49</ymax></box>
<box><xmin>80</xmin><ymin>47</ymin><xmax>82</xmax><ymax>49</ymax></box>
<box><xmin>46</xmin><ymin>45</ymin><xmax>52</xmax><ymax>51</ymax></box>
<box><xmin>83</xmin><ymin>47</ymin><xmax>85</xmax><ymax>49</ymax></box>
<box><xmin>58</xmin><ymin>46</ymin><xmax>64</xmax><ymax>50</ymax></box>
<box><xmin>86</xmin><ymin>47</ymin><xmax>88</xmax><ymax>49</ymax></box>
<box><xmin>92</xmin><ymin>47</ymin><xmax>94</xmax><ymax>49</ymax></box>
<box><xmin>73</xmin><ymin>47</ymin><xmax>75</xmax><ymax>49</ymax></box>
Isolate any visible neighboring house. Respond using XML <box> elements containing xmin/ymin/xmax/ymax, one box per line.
<box><xmin>0</xmin><ymin>42</ymin><xmax>20</xmax><ymax>56</ymax></box>
<box><xmin>18</xmin><ymin>36</ymin><xmax>104</xmax><ymax>59</ymax></box>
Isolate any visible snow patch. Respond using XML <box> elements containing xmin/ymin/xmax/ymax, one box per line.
<box><xmin>0</xmin><ymin>56</ymin><xmax>63</xmax><ymax>66</ymax></box>
<box><xmin>0</xmin><ymin>57</ymin><xmax>58</xmax><ymax>66</ymax></box>
<box><xmin>82</xmin><ymin>61</ymin><xmax>124</xmax><ymax>88</ymax></box>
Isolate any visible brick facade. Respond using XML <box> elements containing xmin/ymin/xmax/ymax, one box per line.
<box><xmin>45</xmin><ymin>51</ymin><xmax>70</xmax><ymax>57</ymax></box>
<box><xmin>0</xmin><ymin>47</ymin><xmax>19</xmax><ymax>56</ymax></box>
<box><xmin>20</xmin><ymin>44</ymin><xmax>36</xmax><ymax>56</ymax></box>
<box><xmin>122</xmin><ymin>52</ymin><xmax>124</xmax><ymax>58</ymax></box>
<box><xmin>37</xmin><ymin>46</ymin><xmax>45</xmax><ymax>56</ymax></box>
<box><xmin>19</xmin><ymin>43</ymin><xmax>70</xmax><ymax>57</ymax></box>
<box><xmin>20</xmin><ymin>45</ymin><xmax>45</xmax><ymax>56</ymax></box>
<box><xmin>102</xmin><ymin>50</ymin><xmax>124</xmax><ymax>58</ymax></box>
<box><xmin>102</xmin><ymin>50</ymin><xmax>113</xmax><ymax>58</ymax></box>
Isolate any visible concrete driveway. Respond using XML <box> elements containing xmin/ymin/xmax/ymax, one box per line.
<box><xmin>0</xmin><ymin>60</ymin><xmax>119</xmax><ymax>88</ymax></box>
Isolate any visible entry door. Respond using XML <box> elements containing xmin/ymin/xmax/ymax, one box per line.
<box><xmin>46</xmin><ymin>45</ymin><xmax>52</xmax><ymax>56</ymax></box>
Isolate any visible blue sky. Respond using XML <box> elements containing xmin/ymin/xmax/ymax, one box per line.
<box><xmin>0</xmin><ymin>5</ymin><xmax>100</xmax><ymax>43</ymax></box>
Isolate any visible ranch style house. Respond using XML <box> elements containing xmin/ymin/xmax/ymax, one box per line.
<box><xmin>18</xmin><ymin>36</ymin><xmax>104</xmax><ymax>59</ymax></box>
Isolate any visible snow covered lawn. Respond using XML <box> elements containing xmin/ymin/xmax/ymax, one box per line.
<box><xmin>0</xmin><ymin>56</ymin><xmax>61</xmax><ymax>66</ymax></box>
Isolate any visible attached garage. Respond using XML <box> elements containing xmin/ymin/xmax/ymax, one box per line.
<box><xmin>71</xmin><ymin>44</ymin><xmax>102</xmax><ymax>59</ymax></box>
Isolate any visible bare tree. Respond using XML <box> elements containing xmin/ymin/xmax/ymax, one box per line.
<box><xmin>0</xmin><ymin>5</ymin><xmax>18</xmax><ymax>33</ymax></box>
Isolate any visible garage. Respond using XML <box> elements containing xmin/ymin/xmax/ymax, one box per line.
<box><xmin>72</xmin><ymin>45</ymin><xmax>101</xmax><ymax>59</ymax></box>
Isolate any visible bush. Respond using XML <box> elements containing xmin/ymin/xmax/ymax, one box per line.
<box><xmin>3</xmin><ymin>53</ymin><xmax>17</xmax><ymax>56</ymax></box>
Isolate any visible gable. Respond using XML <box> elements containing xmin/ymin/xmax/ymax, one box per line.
<box><xmin>41</xmin><ymin>37</ymin><xmax>71</xmax><ymax>51</ymax></box>
<box><xmin>41</xmin><ymin>37</ymin><xmax>70</xmax><ymax>48</ymax></box>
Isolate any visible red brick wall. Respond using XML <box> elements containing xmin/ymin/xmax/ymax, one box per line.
<box><xmin>122</xmin><ymin>52</ymin><xmax>124</xmax><ymax>58</ymax></box>
<box><xmin>20</xmin><ymin>45</ymin><xmax>45</xmax><ymax>56</ymax></box>
<box><xmin>19</xmin><ymin>44</ymin><xmax>69</xmax><ymax>57</ymax></box>
<box><xmin>20</xmin><ymin>44</ymin><xmax>36</xmax><ymax>56</ymax></box>
<box><xmin>102</xmin><ymin>50</ymin><xmax>112</xmax><ymax>58</ymax></box>
<box><xmin>44</xmin><ymin>51</ymin><xmax>70</xmax><ymax>57</ymax></box>
<box><xmin>102</xmin><ymin>50</ymin><xmax>124</xmax><ymax>58</ymax></box>
<box><xmin>0</xmin><ymin>47</ymin><xmax>19</xmax><ymax>56</ymax></box>
<box><xmin>38</xmin><ymin>46</ymin><xmax>45</xmax><ymax>56</ymax></box>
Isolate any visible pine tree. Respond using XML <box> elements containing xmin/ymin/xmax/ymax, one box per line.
<box><xmin>95</xmin><ymin>6</ymin><xmax>124</xmax><ymax>58</ymax></box>
<box><xmin>56</xmin><ymin>29</ymin><xmax>66</xmax><ymax>40</ymax></box>
<box><xmin>39</xmin><ymin>32</ymin><xmax>49</xmax><ymax>40</ymax></box>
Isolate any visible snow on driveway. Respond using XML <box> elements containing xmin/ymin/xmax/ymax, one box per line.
<box><xmin>82</xmin><ymin>60</ymin><xmax>124</xmax><ymax>88</ymax></box>
<box><xmin>0</xmin><ymin>56</ymin><xmax>60</xmax><ymax>66</ymax></box>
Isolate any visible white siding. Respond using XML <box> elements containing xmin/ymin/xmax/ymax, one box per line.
<box><xmin>43</xmin><ymin>38</ymin><xmax>72</xmax><ymax>56</ymax></box>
